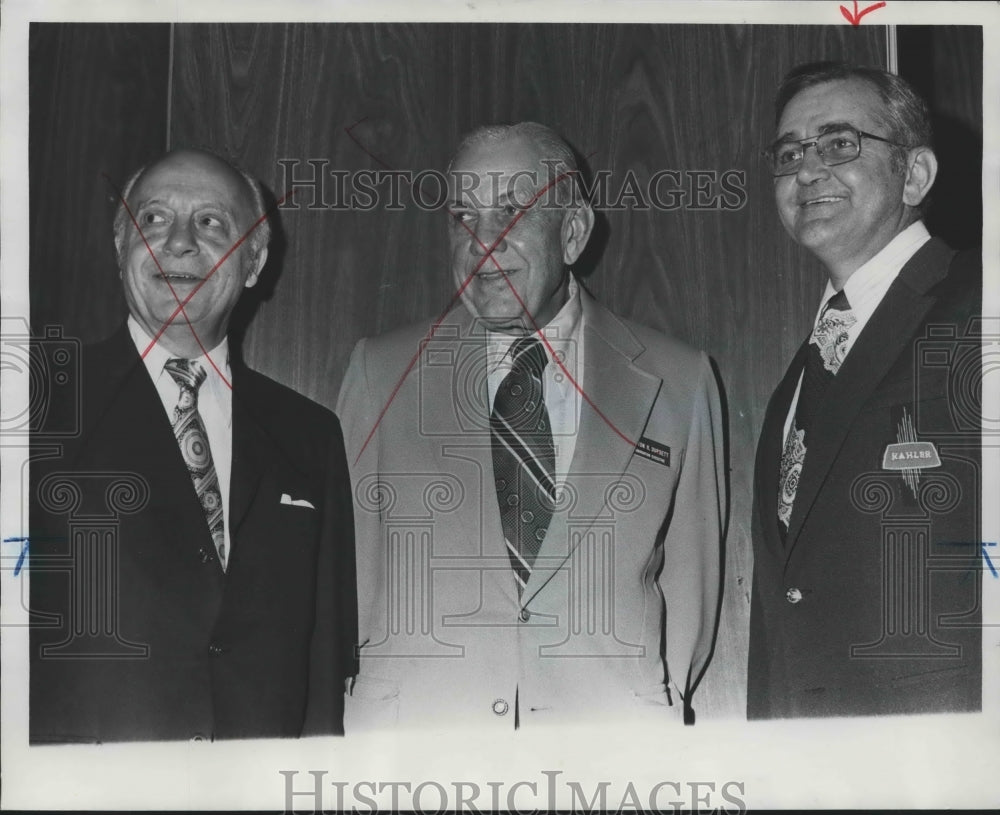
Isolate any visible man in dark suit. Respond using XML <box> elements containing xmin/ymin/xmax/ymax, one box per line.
<box><xmin>748</xmin><ymin>63</ymin><xmax>982</xmax><ymax>718</ymax></box>
<box><xmin>30</xmin><ymin>148</ymin><xmax>356</xmax><ymax>742</ymax></box>
<box><xmin>338</xmin><ymin>122</ymin><xmax>726</xmax><ymax>729</ymax></box>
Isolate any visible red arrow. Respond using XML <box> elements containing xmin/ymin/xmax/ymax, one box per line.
<box><xmin>840</xmin><ymin>0</ymin><xmax>887</xmax><ymax>26</ymax></box>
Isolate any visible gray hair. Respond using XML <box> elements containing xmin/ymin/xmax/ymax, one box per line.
<box><xmin>449</xmin><ymin>121</ymin><xmax>585</xmax><ymax>206</ymax></box>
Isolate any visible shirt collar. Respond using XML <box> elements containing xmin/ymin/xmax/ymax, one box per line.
<box><xmin>486</xmin><ymin>275</ymin><xmax>584</xmax><ymax>392</ymax></box>
<box><xmin>819</xmin><ymin>220</ymin><xmax>931</xmax><ymax>319</ymax></box>
<box><xmin>127</xmin><ymin>315</ymin><xmax>232</xmax><ymax>395</ymax></box>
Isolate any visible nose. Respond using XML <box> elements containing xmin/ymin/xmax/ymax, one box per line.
<box><xmin>795</xmin><ymin>142</ymin><xmax>831</xmax><ymax>184</ymax></box>
<box><xmin>164</xmin><ymin>217</ymin><xmax>199</xmax><ymax>255</ymax></box>
<box><xmin>469</xmin><ymin>211</ymin><xmax>509</xmax><ymax>258</ymax></box>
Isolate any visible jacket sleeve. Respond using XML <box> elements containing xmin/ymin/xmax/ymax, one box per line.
<box><xmin>658</xmin><ymin>352</ymin><xmax>727</xmax><ymax>719</ymax></box>
<box><xmin>302</xmin><ymin>414</ymin><xmax>356</xmax><ymax>736</ymax></box>
<box><xmin>334</xmin><ymin>338</ymin><xmax>383</xmax><ymax>670</ymax></box>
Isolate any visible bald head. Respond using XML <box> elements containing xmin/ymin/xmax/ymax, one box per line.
<box><xmin>446</xmin><ymin>122</ymin><xmax>594</xmax><ymax>333</ymax></box>
<box><xmin>114</xmin><ymin>149</ymin><xmax>270</xmax><ymax>272</ymax></box>
<box><xmin>115</xmin><ymin>148</ymin><xmax>271</xmax><ymax>357</ymax></box>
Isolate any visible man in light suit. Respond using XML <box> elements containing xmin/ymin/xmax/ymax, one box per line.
<box><xmin>748</xmin><ymin>63</ymin><xmax>982</xmax><ymax>719</ymax></box>
<box><xmin>30</xmin><ymin>149</ymin><xmax>356</xmax><ymax>742</ymax></box>
<box><xmin>337</xmin><ymin>122</ymin><xmax>726</xmax><ymax>729</ymax></box>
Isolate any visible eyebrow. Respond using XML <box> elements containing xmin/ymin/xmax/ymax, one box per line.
<box><xmin>774</xmin><ymin>121</ymin><xmax>858</xmax><ymax>142</ymax></box>
<box><xmin>134</xmin><ymin>195</ymin><xmax>233</xmax><ymax>211</ymax></box>
<box><xmin>448</xmin><ymin>189</ymin><xmax>527</xmax><ymax>211</ymax></box>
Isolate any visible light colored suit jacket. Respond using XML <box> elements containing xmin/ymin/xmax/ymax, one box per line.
<box><xmin>337</xmin><ymin>288</ymin><xmax>725</xmax><ymax>729</ymax></box>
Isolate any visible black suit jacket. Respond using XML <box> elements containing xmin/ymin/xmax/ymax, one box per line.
<box><xmin>29</xmin><ymin>325</ymin><xmax>356</xmax><ymax>742</ymax></box>
<box><xmin>748</xmin><ymin>238</ymin><xmax>982</xmax><ymax>719</ymax></box>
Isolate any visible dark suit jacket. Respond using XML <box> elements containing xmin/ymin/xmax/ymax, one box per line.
<box><xmin>748</xmin><ymin>237</ymin><xmax>982</xmax><ymax>719</ymax></box>
<box><xmin>29</xmin><ymin>325</ymin><xmax>356</xmax><ymax>742</ymax></box>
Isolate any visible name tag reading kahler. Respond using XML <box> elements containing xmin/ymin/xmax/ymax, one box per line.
<box><xmin>882</xmin><ymin>441</ymin><xmax>941</xmax><ymax>470</ymax></box>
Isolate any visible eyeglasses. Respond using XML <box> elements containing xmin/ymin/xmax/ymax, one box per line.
<box><xmin>763</xmin><ymin>127</ymin><xmax>908</xmax><ymax>177</ymax></box>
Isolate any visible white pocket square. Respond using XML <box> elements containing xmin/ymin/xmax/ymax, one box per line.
<box><xmin>280</xmin><ymin>493</ymin><xmax>315</xmax><ymax>509</ymax></box>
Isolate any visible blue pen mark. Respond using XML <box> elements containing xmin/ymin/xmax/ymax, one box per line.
<box><xmin>5</xmin><ymin>536</ymin><xmax>30</xmax><ymax>576</ymax></box>
<box><xmin>981</xmin><ymin>542</ymin><xmax>997</xmax><ymax>579</ymax></box>
<box><xmin>940</xmin><ymin>541</ymin><xmax>997</xmax><ymax>583</ymax></box>
<box><xmin>5</xmin><ymin>537</ymin><xmax>30</xmax><ymax>576</ymax></box>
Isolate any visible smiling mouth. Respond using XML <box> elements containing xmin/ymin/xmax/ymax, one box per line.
<box><xmin>158</xmin><ymin>272</ymin><xmax>203</xmax><ymax>284</ymax></box>
<box><xmin>474</xmin><ymin>268</ymin><xmax>520</xmax><ymax>280</ymax></box>
<box><xmin>800</xmin><ymin>196</ymin><xmax>846</xmax><ymax>207</ymax></box>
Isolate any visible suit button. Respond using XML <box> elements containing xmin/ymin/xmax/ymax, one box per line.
<box><xmin>208</xmin><ymin>643</ymin><xmax>225</xmax><ymax>656</ymax></box>
<box><xmin>190</xmin><ymin>733</ymin><xmax>207</xmax><ymax>742</ymax></box>
<box><xmin>491</xmin><ymin>698</ymin><xmax>509</xmax><ymax>716</ymax></box>
<box><xmin>519</xmin><ymin>608</ymin><xmax>531</xmax><ymax>623</ymax></box>
<box><xmin>786</xmin><ymin>587</ymin><xmax>803</xmax><ymax>604</ymax></box>
<box><xmin>198</xmin><ymin>548</ymin><xmax>212</xmax><ymax>563</ymax></box>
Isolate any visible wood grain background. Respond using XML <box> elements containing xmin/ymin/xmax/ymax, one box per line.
<box><xmin>29</xmin><ymin>22</ymin><xmax>983</xmax><ymax>720</ymax></box>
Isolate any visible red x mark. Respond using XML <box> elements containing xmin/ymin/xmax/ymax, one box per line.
<box><xmin>345</xmin><ymin>125</ymin><xmax>635</xmax><ymax>465</ymax></box>
<box><xmin>106</xmin><ymin>173</ymin><xmax>295</xmax><ymax>390</ymax></box>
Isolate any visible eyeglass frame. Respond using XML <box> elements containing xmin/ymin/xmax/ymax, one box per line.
<box><xmin>762</xmin><ymin>127</ymin><xmax>911</xmax><ymax>177</ymax></box>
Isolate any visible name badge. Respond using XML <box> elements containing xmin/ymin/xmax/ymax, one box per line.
<box><xmin>882</xmin><ymin>441</ymin><xmax>941</xmax><ymax>470</ymax></box>
<box><xmin>635</xmin><ymin>437</ymin><xmax>671</xmax><ymax>467</ymax></box>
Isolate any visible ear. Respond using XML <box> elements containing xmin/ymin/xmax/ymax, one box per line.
<box><xmin>561</xmin><ymin>202</ymin><xmax>595</xmax><ymax>266</ymax></box>
<box><xmin>244</xmin><ymin>247</ymin><xmax>268</xmax><ymax>289</ymax></box>
<box><xmin>902</xmin><ymin>146</ymin><xmax>937</xmax><ymax>208</ymax></box>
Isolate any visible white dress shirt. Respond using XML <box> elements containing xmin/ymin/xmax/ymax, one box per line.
<box><xmin>486</xmin><ymin>275</ymin><xmax>585</xmax><ymax>482</ymax></box>
<box><xmin>783</xmin><ymin>220</ymin><xmax>931</xmax><ymax>444</ymax></box>
<box><xmin>128</xmin><ymin>317</ymin><xmax>234</xmax><ymax>556</ymax></box>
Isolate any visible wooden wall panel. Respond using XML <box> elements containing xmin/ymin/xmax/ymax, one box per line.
<box><xmin>170</xmin><ymin>22</ymin><xmax>888</xmax><ymax>719</ymax></box>
<box><xmin>29</xmin><ymin>23</ymin><xmax>170</xmax><ymax>340</ymax></box>
<box><xmin>898</xmin><ymin>25</ymin><xmax>983</xmax><ymax>249</ymax></box>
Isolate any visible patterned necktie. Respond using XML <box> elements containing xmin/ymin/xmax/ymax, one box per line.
<box><xmin>164</xmin><ymin>358</ymin><xmax>227</xmax><ymax>570</ymax></box>
<box><xmin>777</xmin><ymin>289</ymin><xmax>856</xmax><ymax>533</ymax></box>
<box><xmin>491</xmin><ymin>336</ymin><xmax>557</xmax><ymax>594</ymax></box>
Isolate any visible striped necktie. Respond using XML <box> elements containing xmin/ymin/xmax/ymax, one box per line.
<box><xmin>164</xmin><ymin>358</ymin><xmax>227</xmax><ymax>570</ymax></box>
<box><xmin>490</xmin><ymin>336</ymin><xmax>556</xmax><ymax>595</ymax></box>
<box><xmin>777</xmin><ymin>289</ymin><xmax>856</xmax><ymax>534</ymax></box>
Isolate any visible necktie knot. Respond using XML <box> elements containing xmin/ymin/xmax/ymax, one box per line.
<box><xmin>509</xmin><ymin>336</ymin><xmax>548</xmax><ymax>380</ymax></box>
<box><xmin>811</xmin><ymin>290</ymin><xmax>856</xmax><ymax>376</ymax></box>
<box><xmin>824</xmin><ymin>288</ymin><xmax>851</xmax><ymax>315</ymax></box>
<box><xmin>165</xmin><ymin>359</ymin><xmax>207</xmax><ymax>405</ymax></box>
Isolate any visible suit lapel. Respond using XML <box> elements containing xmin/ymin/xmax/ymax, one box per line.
<box><xmin>785</xmin><ymin>238</ymin><xmax>954</xmax><ymax>551</ymax></box>
<box><xmin>756</xmin><ymin>339</ymin><xmax>809</xmax><ymax>558</ymax></box>
<box><xmin>522</xmin><ymin>295</ymin><xmax>662</xmax><ymax>605</ymax></box>
<box><xmin>229</xmin><ymin>366</ymin><xmax>268</xmax><ymax>536</ymax></box>
<box><xmin>411</xmin><ymin>309</ymin><xmax>510</xmax><ymax>581</ymax></box>
<box><xmin>78</xmin><ymin>327</ymin><xmax>192</xmax><ymax>489</ymax></box>
<box><xmin>77</xmin><ymin>326</ymin><xmax>221</xmax><ymax>569</ymax></box>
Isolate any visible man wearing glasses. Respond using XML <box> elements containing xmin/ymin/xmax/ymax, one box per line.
<box><xmin>748</xmin><ymin>62</ymin><xmax>981</xmax><ymax>718</ymax></box>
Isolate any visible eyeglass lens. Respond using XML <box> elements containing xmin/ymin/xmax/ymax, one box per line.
<box><xmin>770</xmin><ymin>129</ymin><xmax>861</xmax><ymax>175</ymax></box>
